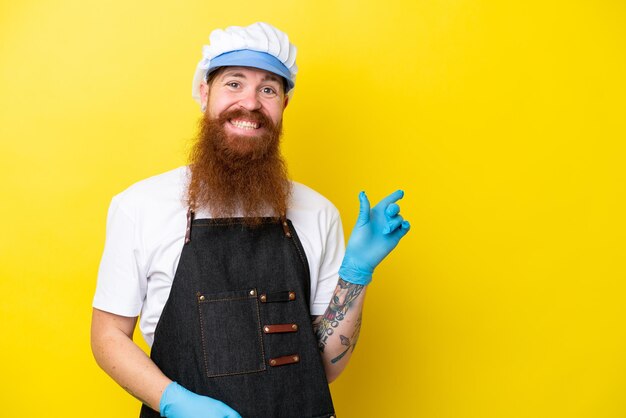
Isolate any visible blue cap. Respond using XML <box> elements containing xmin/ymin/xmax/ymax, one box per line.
<box><xmin>207</xmin><ymin>49</ymin><xmax>295</xmax><ymax>92</ymax></box>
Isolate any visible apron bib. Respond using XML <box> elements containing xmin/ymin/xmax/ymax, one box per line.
<box><xmin>140</xmin><ymin>214</ymin><xmax>336</xmax><ymax>418</ymax></box>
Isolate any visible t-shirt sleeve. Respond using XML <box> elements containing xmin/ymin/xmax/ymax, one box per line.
<box><xmin>92</xmin><ymin>195</ymin><xmax>146</xmax><ymax>317</ymax></box>
<box><xmin>310</xmin><ymin>210</ymin><xmax>345</xmax><ymax>315</ymax></box>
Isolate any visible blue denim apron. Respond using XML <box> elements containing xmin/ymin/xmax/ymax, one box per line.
<box><xmin>139</xmin><ymin>213</ymin><xmax>336</xmax><ymax>418</ymax></box>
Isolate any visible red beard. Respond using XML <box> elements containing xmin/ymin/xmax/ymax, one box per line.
<box><xmin>187</xmin><ymin>108</ymin><xmax>291</xmax><ymax>224</ymax></box>
<box><xmin>211</xmin><ymin>108</ymin><xmax>280</xmax><ymax>163</ymax></box>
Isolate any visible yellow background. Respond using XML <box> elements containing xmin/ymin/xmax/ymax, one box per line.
<box><xmin>1</xmin><ymin>0</ymin><xmax>625</xmax><ymax>417</ymax></box>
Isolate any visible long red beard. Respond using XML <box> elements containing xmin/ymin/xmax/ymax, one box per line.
<box><xmin>187</xmin><ymin>108</ymin><xmax>291</xmax><ymax>224</ymax></box>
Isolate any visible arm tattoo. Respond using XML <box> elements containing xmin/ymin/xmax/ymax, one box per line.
<box><xmin>312</xmin><ymin>278</ymin><xmax>364</xmax><ymax>362</ymax></box>
<box><xmin>332</xmin><ymin>313</ymin><xmax>362</xmax><ymax>364</ymax></box>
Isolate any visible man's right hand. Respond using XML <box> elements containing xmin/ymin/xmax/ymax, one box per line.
<box><xmin>160</xmin><ymin>382</ymin><xmax>242</xmax><ymax>418</ymax></box>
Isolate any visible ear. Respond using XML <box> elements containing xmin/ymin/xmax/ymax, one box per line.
<box><xmin>283</xmin><ymin>95</ymin><xmax>289</xmax><ymax>109</ymax></box>
<box><xmin>199</xmin><ymin>81</ymin><xmax>209</xmax><ymax>109</ymax></box>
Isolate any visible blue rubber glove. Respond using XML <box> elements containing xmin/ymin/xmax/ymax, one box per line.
<box><xmin>338</xmin><ymin>190</ymin><xmax>411</xmax><ymax>285</ymax></box>
<box><xmin>159</xmin><ymin>381</ymin><xmax>242</xmax><ymax>418</ymax></box>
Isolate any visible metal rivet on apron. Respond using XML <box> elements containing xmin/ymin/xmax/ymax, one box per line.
<box><xmin>249</xmin><ymin>289</ymin><xmax>256</xmax><ymax>296</ymax></box>
<box><xmin>292</xmin><ymin>324</ymin><xmax>298</xmax><ymax>331</ymax></box>
<box><xmin>289</xmin><ymin>292</ymin><xmax>296</xmax><ymax>300</ymax></box>
<box><xmin>260</xmin><ymin>294</ymin><xmax>267</xmax><ymax>302</ymax></box>
<box><xmin>198</xmin><ymin>295</ymin><xmax>205</xmax><ymax>301</ymax></box>
<box><xmin>264</xmin><ymin>326</ymin><xmax>270</xmax><ymax>333</ymax></box>
<box><xmin>293</xmin><ymin>355</ymin><xmax>299</xmax><ymax>362</ymax></box>
<box><xmin>270</xmin><ymin>359</ymin><xmax>277</xmax><ymax>366</ymax></box>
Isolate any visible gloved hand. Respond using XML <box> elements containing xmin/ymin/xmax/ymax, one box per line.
<box><xmin>338</xmin><ymin>190</ymin><xmax>411</xmax><ymax>285</ymax></box>
<box><xmin>160</xmin><ymin>381</ymin><xmax>242</xmax><ymax>418</ymax></box>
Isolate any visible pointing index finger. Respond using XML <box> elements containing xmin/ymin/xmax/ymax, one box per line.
<box><xmin>377</xmin><ymin>189</ymin><xmax>405</xmax><ymax>208</ymax></box>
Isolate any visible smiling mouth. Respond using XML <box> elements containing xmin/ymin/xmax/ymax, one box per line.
<box><xmin>229</xmin><ymin>119</ymin><xmax>260</xmax><ymax>130</ymax></box>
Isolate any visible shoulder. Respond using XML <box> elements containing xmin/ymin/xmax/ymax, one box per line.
<box><xmin>287</xmin><ymin>181</ymin><xmax>341</xmax><ymax>235</ymax></box>
<box><xmin>289</xmin><ymin>181</ymin><xmax>339</xmax><ymax>215</ymax></box>
<box><xmin>111</xmin><ymin>166</ymin><xmax>189</xmax><ymax>219</ymax></box>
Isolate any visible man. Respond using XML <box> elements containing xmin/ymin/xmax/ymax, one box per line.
<box><xmin>91</xmin><ymin>22</ymin><xmax>410</xmax><ymax>418</ymax></box>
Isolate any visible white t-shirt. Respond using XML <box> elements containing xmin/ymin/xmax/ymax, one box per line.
<box><xmin>93</xmin><ymin>166</ymin><xmax>345</xmax><ymax>347</ymax></box>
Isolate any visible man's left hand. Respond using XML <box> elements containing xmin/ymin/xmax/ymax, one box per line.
<box><xmin>338</xmin><ymin>190</ymin><xmax>411</xmax><ymax>285</ymax></box>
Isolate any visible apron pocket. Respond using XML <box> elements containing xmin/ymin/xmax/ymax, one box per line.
<box><xmin>196</xmin><ymin>288</ymin><xmax>266</xmax><ymax>377</ymax></box>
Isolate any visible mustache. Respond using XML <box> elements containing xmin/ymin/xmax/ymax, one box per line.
<box><xmin>215</xmin><ymin>108</ymin><xmax>274</xmax><ymax>128</ymax></box>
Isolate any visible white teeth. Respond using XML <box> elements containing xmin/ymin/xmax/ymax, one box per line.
<box><xmin>231</xmin><ymin>120</ymin><xmax>259</xmax><ymax>130</ymax></box>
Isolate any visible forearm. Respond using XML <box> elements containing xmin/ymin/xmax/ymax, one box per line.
<box><xmin>314</xmin><ymin>190</ymin><xmax>410</xmax><ymax>380</ymax></box>
<box><xmin>91</xmin><ymin>308</ymin><xmax>171</xmax><ymax>412</ymax></box>
<box><xmin>312</xmin><ymin>278</ymin><xmax>366</xmax><ymax>383</ymax></box>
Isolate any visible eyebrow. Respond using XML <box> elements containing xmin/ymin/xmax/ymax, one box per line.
<box><xmin>220</xmin><ymin>71</ymin><xmax>282</xmax><ymax>84</ymax></box>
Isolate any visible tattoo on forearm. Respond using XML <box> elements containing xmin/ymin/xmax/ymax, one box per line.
<box><xmin>332</xmin><ymin>313</ymin><xmax>362</xmax><ymax>364</ymax></box>
<box><xmin>313</xmin><ymin>278</ymin><xmax>364</xmax><ymax>362</ymax></box>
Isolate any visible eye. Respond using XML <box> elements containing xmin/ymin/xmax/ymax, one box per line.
<box><xmin>225</xmin><ymin>81</ymin><xmax>241</xmax><ymax>89</ymax></box>
<box><xmin>260</xmin><ymin>86</ymin><xmax>278</xmax><ymax>97</ymax></box>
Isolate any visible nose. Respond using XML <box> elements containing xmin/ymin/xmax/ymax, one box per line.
<box><xmin>237</xmin><ymin>88</ymin><xmax>262</xmax><ymax>111</ymax></box>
